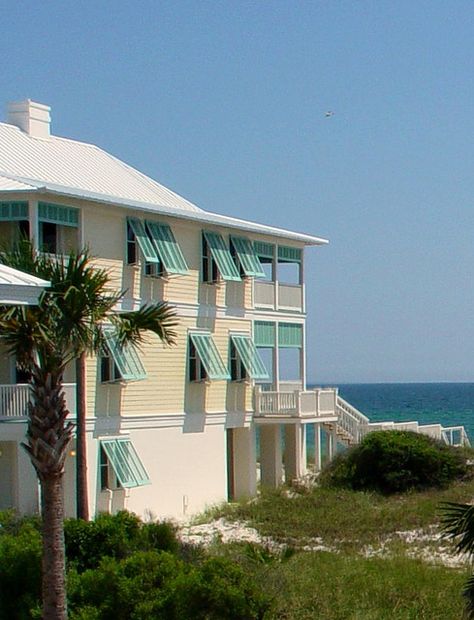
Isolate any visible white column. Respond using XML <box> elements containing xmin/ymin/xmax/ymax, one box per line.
<box><xmin>314</xmin><ymin>423</ymin><xmax>322</xmax><ymax>472</ymax></box>
<box><xmin>233</xmin><ymin>426</ymin><xmax>257</xmax><ymax>499</ymax></box>
<box><xmin>260</xmin><ymin>424</ymin><xmax>283</xmax><ymax>488</ymax></box>
<box><xmin>284</xmin><ymin>424</ymin><xmax>306</xmax><ymax>482</ymax></box>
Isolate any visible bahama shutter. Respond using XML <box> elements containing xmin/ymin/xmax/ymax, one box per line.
<box><xmin>230</xmin><ymin>236</ymin><xmax>265</xmax><ymax>278</ymax></box>
<box><xmin>277</xmin><ymin>246</ymin><xmax>302</xmax><ymax>263</ymax></box>
<box><xmin>127</xmin><ymin>217</ymin><xmax>159</xmax><ymax>263</ymax></box>
<box><xmin>103</xmin><ymin>328</ymin><xmax>147</xmax><ymax>381</ymax></box>
<box><xmin>189</xmin><ymin>332</ymin><xmax>230</xmax><ymax>380</ymax></box>
<box><xmin>146</xmin><ymin>221</ymin><xmax>188</xmax><ymax>275</ymax></box>
<box><xmin>38</xmin><ymin>202</ymin><xmax>79</xmax><ymax>227</ymax></box>
<box><xmin>100</xmin><ymin>438</ymin><xmax>150</xmax><ymax>488</ymax></box>
<box><xmin>278</xmin><ymin>323</ymin><xmax>303</xmax><ymax>348</ymax></box>
<box><xmin>202</xmin><ymin>231</ymin><xmax>241</xmax><ymax>281</ymax></box>
<box><xmin>230</xmin><ymin>334</ymin><xmax>270</xmax><ymax>380</ymax></box>
<box><xmin>0</xmin><ymin>202</ymin><xmax>29</xmax><ymax>221</ymax></box>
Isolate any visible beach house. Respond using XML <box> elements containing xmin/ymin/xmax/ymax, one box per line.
<box><xmin>0</xmin><ymin>101</ymin><xmax>468</xmax><ymax>520</ymax></box>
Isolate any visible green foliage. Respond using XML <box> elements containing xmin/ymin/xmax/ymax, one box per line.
<box><xmin>321</xmin><ymin>430</ymin><xmax>469</xmax><ymax>494</ymax></box>
<box><xmin>0</xmin><ymin>516</ymin><xmax>42</xmax><ymax>619</ymax></box>
<box><xmin>65</xmin><ymin>511</ymin><xmax>179</xmax><ymax>571</ymax></box>
<box><xmin>68</xmin><ymin>552</ymin><xmax>270</xmax><ymax>620</ymax></box>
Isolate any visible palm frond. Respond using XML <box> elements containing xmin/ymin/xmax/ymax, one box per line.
<box><xmin>113</xmin><ymin>303</ymin><xmax>178</xmax><ymax>347</ymax></box>
<box><xmin>440</xmin><ymin>502</ymin><xmax>474</xmax><ymax>556</ymax></box>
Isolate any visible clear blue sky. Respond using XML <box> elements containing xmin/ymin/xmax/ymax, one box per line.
<box><xmin>4</xmin><ymin>1</ymin><xmax>474</xmax><ymax>383</ymax></box>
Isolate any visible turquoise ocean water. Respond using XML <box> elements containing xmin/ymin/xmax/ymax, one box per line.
<box><xmin>305</xmin><ymin>383</ymin><xmax>474</xmax><ymax>454</ymax></box>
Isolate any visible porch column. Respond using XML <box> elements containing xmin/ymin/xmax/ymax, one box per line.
<box><xmin>327</xmin><ymin>426</ymin><xmax>334</xmax><ymax>461</ymax></box>
<box><xmin>260</xmin><ymin>424</ymin><xmax>283</xmax><ymax>488</ymax></box>
<box><xmin>314</xmin><ymin>423</ymin><xmax>322</xmax><ymax>472</ymax></box>
<box><xmin>232</xmin><ymin>426</ymin><xmax>257</xmax><ymax>499</ymax></box>
<box><xmin>284</xmin><ymin>423</ymin><xmax>306</xmax><ymax>482</ymax></box>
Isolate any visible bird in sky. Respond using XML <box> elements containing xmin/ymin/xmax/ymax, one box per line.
<box><xmin>325</xmin><ymin>111</ymin><xmax>334</xmax><ymax>118</ymax></box>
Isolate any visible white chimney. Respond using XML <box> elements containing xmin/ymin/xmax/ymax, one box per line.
<box><xmin>7</xmin><ymin>100</ymin><xmax>51</xmax><ymax>138</ymax></box>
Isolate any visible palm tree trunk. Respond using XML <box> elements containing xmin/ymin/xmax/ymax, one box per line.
<box><xmin>75</xmin><ymin>353</ymin><xmax>89</xmax><ymax>520</ymax></box>
<box><xmin>23</xmin><ymin>364</ymin><xmax>74</xmax><ymax>620</ymax></box>
<box><xmin>41</xmin><ymin>474</ymin><xmax>68</xmax><ymax>620</ymax></box>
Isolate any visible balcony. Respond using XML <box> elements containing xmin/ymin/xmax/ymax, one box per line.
<box><xmin>254</xmin><ymin>385</ymin><xmax>338</xmax><ymax>422</ymax></box>
<box><xmin>253</xmin><ymin>281</ymin><xmax>304</xmax><ymax>313</ymax></box>
<box><xmin>0</xmin><ymin>383</ymin><xmax>76</xmax><ymax>420</ymax></box>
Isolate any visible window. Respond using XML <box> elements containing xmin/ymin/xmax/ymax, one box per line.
<box><xmin>188</xmin><ymin>332</ymin><xmax>230</xmax><ymax>381</ymax></box>
<box><xmin>100</xmin><ymin>438</ymin><xmax>150</xmax><ymax>488</ymax></box>
<box><xmin>144</xmin><ymin>260</ymin><xmax>163</xmax><ymax>278</ymax></box>
<box><xmin>40</xmin><ymin>222</ymin><xmax>57</xmax><ymax>253</ymax></box>
<box><xmin>229</xmin><ymin>334</ymin><xmax>270</xmax><ymax>381</ymax></box>
<box><xmin>38</xmin><ymin>202</ymin><xmax>79</xmax><ymax>255</ymax></box>
<box><xmin>101</xmin><ymin>328</ymin><xmax>147</xmax><ymax>382</ymax></box>
<box><xmin>189</xmin><ymin>339</ymin><xmax>208</xmax><ymax>381</ymax></box>
<box><xmin>230</xmin><ymin>236</ymin><xmax>265</xmax><ymax>278</ymax></box>
<box><xmin>100</xmin><ymin>445</ymin><xmax>118</xmax><ymax>490</ymax></box>
<box><xmin>202</xmin><ymin>231</ymin><xmax>241</xmax><ymax>282</ymax></box>
<box><xmin>126</xmin><ymin>221</ymin><xmax>137</xmax><ymax>264</ymax></box>
<box><xmin>230</xmin><ymin>341</ymin><xmax>247</xmax><ymax>381</ymax></box>
<box><xmin>100</xmin><ymin>350</ymin><xmax>122</xmax><ymax>383</ymax></box>
<box><xmin>202</xmin><ymin>234</ymin><xmax>219</xmax><ymax>283</ymax></box>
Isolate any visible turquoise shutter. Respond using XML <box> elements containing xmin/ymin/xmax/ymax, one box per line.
<box><xmin>0</xmin><ymin>202</ymin><xmax>28</xmax><ymax>221</ymax></box>
<box><xmin>202</xmin><ymin>231</ymin><xmax>241</xmax><ymax>281</ymax></box>
<box><xmin>101</xmin><ymin>438</ymin><xmax>150</xmax><ymax>488</ymax></box>
<box><xmin>278</xmin><ymin>323</ymin><xmax>303</xmax><ymax>348</ymax></box>
<box><xmin>103</xmin><ymin>329</ymin><xmax>147</xmax><ymax>381</ymax></box>
<box><xmin>254</xmin><ymin>241</ymin><xmax>274</xmax><ymax>260</ymax></box>
<box><xmin>189</xmin><ymin>333</ymin><xmax>230</xmax><ymax>380</ymax></box>
<box><xmin>277</xmin><ymin>246</ymin><xmax>302</xmax><ymax>263</ymax></box>
<box><xmin>38</xmin><ymin>203</ymin><xmax>79</xmax><ymax>227</ymax></box>
<box><xmin>230</xmin><ymin>334</ymin><xmax>269</xmax><ymax>380</ymax></box>
<box><xmin>230</xmin><ymin>236</ymin><xmax>265</xmax><ymax>278</ymax></box>
<box><xmin>146</xmin><ymin>221</ymin><xmax>188</xmax><ymax>274</ymax></box>
<box><xmin>254</xmin><ymin>321</ymin><xmax>276</xmax><ymax>347</ymax></box>
<box><xmin>127</xmin><ymin>218</ymin><xmax>159</xmax><ymax>263</ymax></box>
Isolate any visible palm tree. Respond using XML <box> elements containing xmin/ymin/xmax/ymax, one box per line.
<box><xmin>441</xmin><ymin>501</ymin><xmax>474</xmax><ymax>617</ymax></box>
<box><xmin>0</xmin><ymin>242</ymin><xmax>177</xmax><ymax>619</ymax></box>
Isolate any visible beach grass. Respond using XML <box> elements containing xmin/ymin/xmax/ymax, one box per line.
<box><xmin>196</xmin><ymin>479</ymin><xmax>474</xmax><ymax>617</ymax></box>
<box><xmin>213</xmin><ymin>478</ymin><xmax>474</xmax><ymax>553</ymax></box>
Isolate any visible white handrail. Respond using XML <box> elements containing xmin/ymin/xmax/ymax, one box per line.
<box><xmin>0</xmin><ymin>383</ymin><xmax>76</xmax><ymax>419</ymax></box>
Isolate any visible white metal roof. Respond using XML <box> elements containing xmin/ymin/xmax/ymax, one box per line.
<box><xmin>0</xmin><ymin>119</ymin><xmax>328</xmax><ymax>246</ymax></box>
<box><xmin>0</xmin><ymin>264</ymin><xmax>49</xmax><ymax>305</ymax></box>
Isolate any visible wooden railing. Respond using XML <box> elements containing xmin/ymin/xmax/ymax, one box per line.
<box><xmin>0</xmin><ymin>383</ymin><xmax>76</xmax><ymax>419</ymax></box>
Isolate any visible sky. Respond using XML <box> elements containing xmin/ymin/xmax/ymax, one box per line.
<box><xmin>3</xmin><ymin>1</ymin><xmax>474</xmax><ymax>383</ymax></box>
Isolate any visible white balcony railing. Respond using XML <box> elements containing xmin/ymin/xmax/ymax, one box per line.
<box><xmin>254</xmin><ymin>385</ymin><xmax>338</xmax><ymax>418</ymax></box>
<box><xmin>253</xmin><ymin>281</ymin><xmax>304</xmax><ymax>312</ymax></box>
<box><xmin>0</xmin><ymin>383</ymin><xmax>76</xmax><ymax>419</ymax></box>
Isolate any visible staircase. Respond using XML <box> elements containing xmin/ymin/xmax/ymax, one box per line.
<box><xmin>330</xmin><ymin>396</ymin><xmax>471</xmax><ymax>448</ymax></box>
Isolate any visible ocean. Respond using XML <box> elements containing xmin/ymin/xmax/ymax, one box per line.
<box><xmin>306</xmin><ymin>382</ymin><xmax>474</xmax><ymax>454</ymax></box>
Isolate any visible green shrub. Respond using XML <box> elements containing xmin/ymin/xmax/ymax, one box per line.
<box><xmin>0</xmin><ymin>518</ymin><xmax>42</xmax><ymax>619</ymax></box>
<box><xmin>68</xmin><ymin>551</ymin><xmax>271</xmax><ymax>619</ymax></box>
<box><xmin>321</xmin><ymin>430</ymin><xmax>469</xmax><ymax>494</ymax></box>
<box><xmin>65</xmin><ymin>511</ymin><xmax>178</xmax><ymax>571</ymax></box>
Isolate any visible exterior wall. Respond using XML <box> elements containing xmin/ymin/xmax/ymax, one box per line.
<box><xmin>0</xmin><ymin>192</ymin><xmax>310</xmax><ymax>521</ymax></box>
